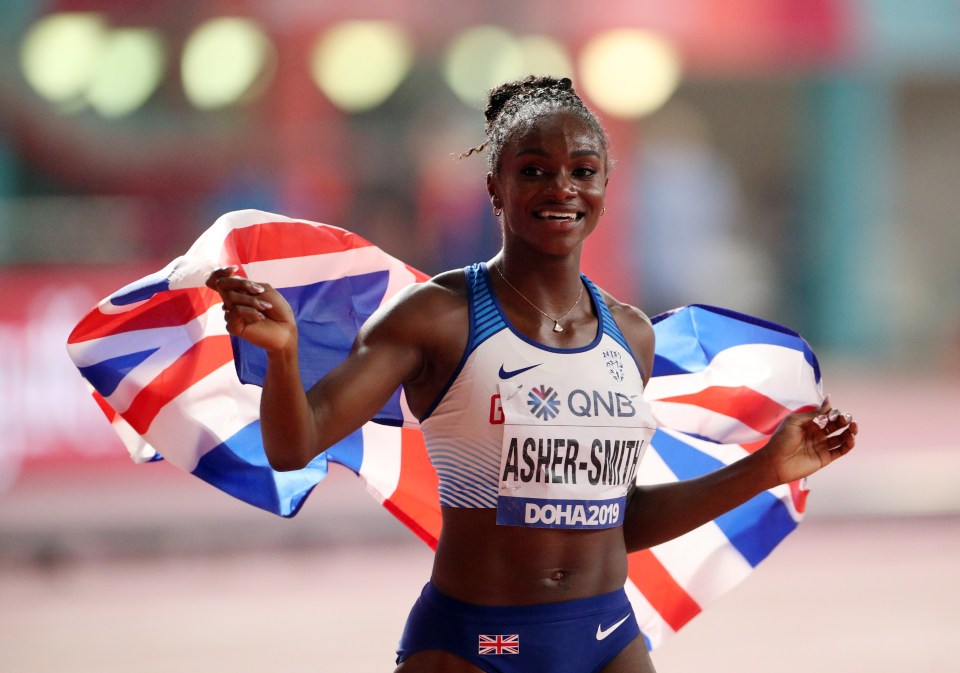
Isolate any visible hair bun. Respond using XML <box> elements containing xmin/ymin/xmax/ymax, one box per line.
<box><xmin>484</xmin><ymin>75</ymin><xmax>570</xmax><ymax>127</ymax></box>
<box><xmin>469</xmin><ymin>74</ymin><xmax>607</xmax><ymax>172</ymax></box>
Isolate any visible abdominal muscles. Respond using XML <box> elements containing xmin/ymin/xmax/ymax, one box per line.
<box><xmin>430</xmin><ymin>507</ymin><xmax>629</xmax><ymax>605</ymax></box>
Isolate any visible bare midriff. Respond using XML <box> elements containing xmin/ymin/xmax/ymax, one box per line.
<box><xmin>429</xmin><ymin>507</ymin><xmax>629</xmax><ymax>606</ymax></box>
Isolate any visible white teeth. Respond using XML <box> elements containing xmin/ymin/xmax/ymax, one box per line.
<box><xmin>537</xmin><ymin>211</ymin><xmax>577</xmax><ymax>220</ymax></box>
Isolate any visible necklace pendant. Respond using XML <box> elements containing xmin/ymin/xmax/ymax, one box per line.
<box><xmin>553</xmin><ymin>321</ymin><xmax>563</xmax><ymax>333</ymax></box>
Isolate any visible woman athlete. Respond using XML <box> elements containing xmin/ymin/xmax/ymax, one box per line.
<box><xmin>207</xmin><ymin>76</ymin><xmax>858</xmax><ymax>673</ymax></box>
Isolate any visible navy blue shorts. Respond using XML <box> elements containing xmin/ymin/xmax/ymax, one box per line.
<box><xmin>396</xmin><ymin>583</ymin><xmax>643</xmax><ymax>673</ymax></box>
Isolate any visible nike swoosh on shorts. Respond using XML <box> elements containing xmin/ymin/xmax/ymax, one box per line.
<box><xmin>595</xmin><ymin>614</ymin><xmax>631</xmax><ymax>641</ymax></box>
<box><xmin>498</xmin><ymin>363</ymin><xmax>541</xmax><ymax>379</ymax></box>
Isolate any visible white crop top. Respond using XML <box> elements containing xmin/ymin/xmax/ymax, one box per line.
<box><xmin>419</xmin><ymin>263</ymin><xmax>656</xmax><ymax>530</ymax></box>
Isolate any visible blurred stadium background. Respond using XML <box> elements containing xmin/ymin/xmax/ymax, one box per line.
<box><xmin>1</xmin><ymin>1</ymin><xmax>958</xmax><ymax>671</ymax></box>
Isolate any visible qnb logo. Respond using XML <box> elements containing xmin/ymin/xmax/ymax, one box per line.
<box><xmin>527</xmin><ymin>385</ymin><xmax>560</xmax><ymax>420</ymax></box>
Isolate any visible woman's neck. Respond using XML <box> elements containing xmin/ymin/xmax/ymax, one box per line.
<box><xmin>489</xmin><ymin>251</ymin><xmax>587</xmax><ymax>326</ymax></box>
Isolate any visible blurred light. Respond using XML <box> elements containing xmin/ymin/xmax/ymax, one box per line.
<box><xmin>311</xmin><ymin>21</ymin><xmax>412</xmax><ymax>113</ymax></box>
<box><xmin>444</xmin><ymin>26</ymin><xmax>524</xmax><ymax>107</ymax></box>
<box><xmin>86</xmin><ymin>29</ymin><xmax>166</xmax><ymax>118</ymax></box>
<box><xmin>20</xmin><ymin>13</ymin><xmax>107</xmax><ymax>105</ymax></box>
<box><xmin>445</xmin><ymin>29</ymin><xmax>576</xmax><ymax>109</ymax></box>
<box><xmin>181</xmin><ymin>17</ymin><xmax>274</xmax><ymax>110</ymax></box>
<box><xmin>516</xmin><ymin>35</ymin><xmax>574</xmax><ymax>80</ymax></box>
<box><xmin>579</xmin><ymin>29</ymin><xmax>681</xmax><ymax>119</ymax></box>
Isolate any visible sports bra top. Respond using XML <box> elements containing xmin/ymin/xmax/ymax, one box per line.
<box><xmin>419</xmin><ymin>263</ymin><xmax>657</xmax><ymax>530</ymax></box>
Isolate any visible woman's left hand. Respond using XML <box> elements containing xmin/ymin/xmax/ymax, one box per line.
<box><xmin>761</xmin><ymin>398</ymin><xmax>859</xmax><ymax>486</ymax></box>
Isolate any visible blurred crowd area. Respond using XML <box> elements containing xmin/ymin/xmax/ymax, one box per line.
<box><xmin>2</xmin><ymin>3</ymin><xmax>959</xmax><ymax>539</ymax></box>
<box><xmin>2</xmin><ymin>1</ymin><xmax>959</xmax><ymax>353</ymax></box>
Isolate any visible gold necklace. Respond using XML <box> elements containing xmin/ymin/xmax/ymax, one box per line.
<box><xmin>494</xmin><ymin>263</ymin><xmax>584</xmax><ymax>333</ymax></box>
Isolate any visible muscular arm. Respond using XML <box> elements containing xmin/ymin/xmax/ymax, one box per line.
<box><xmin>209</xmin><ymin>269</ymin><xmax>463</xmax><ymax>472</ymax></box>
<box><xmin>622</xmin><ymin>452</ymin><xmax>778</xmax><ymax>552</ymax></box>
<box><xmin>261</xmin><ymin>290</ymin><xmax>426</xmax><ymax>470</ymax></box>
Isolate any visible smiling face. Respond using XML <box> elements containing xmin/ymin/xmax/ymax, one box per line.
<box><xmin>488</xmin><ymin>109</ymin><xmax>608</xmax><ymax>259</ymax></box>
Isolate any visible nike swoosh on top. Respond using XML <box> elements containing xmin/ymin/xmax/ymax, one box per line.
<box><xmin>595</xmin><ymin>614</ymin><xmax>631</xmax><ymax>641</ymax></box>
<box><xmin>498</xmin><ymin>363</ymin><xmax>542</xmax><ymax>379</ymax></box>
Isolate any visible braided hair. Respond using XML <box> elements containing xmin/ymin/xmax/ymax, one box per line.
<box><xmin>463</xmin><ymin>75</ymin><xmax>609</xmax><ymax>172</ymax></box>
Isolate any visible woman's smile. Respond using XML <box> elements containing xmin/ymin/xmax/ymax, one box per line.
<box><xmin>531</xmin><ymin>208</ymin><xmax>585</xmax><ymax>234</ymax></box>
<box><xmin>533</xmin><ymin>209</ymin><xmax>583</xmax><ymax>222</ymax></box>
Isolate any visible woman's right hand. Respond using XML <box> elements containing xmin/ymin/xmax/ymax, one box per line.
<box><xmin>206</xmin><ymin>266</ymin><xmax>297</xmax><ymax>353</ymax></box>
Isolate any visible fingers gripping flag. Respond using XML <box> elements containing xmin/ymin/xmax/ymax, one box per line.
<box><xmin>67</xmin><ymin>210</ymin><xmax>822</xmax><ymax>649</ymax></box>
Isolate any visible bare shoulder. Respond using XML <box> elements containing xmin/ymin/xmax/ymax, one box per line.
<box><xmin>595</xmin><ymin>286</ymin><xmax>655</xmax><ymax>384</ymax></box>
<box><xmin>376</xmin><ymin>268</ymin><xmax>468</xmax><ymax>324</ymax></box>
<box><xmin>358</xmin><ymin>269</ymin><xmax>469</xmax><ymax>409</ymax></box>
<box><xmin>357</xmin><ymin>268</ymin><xmax>469</xmax><ymax>362</ymax></box>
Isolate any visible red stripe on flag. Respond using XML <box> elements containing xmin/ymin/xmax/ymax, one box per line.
<box><xmin>628</xmin><ymin>549</ymin><xmax>702</xmax><ymax>632</ymax></box>
<box><xmin>405</xmin><ymin>263</ymin><xmax>430</xmax><ymax>283</ymax></box>
<box><xmin>739</xmin><ymin>438</ymin><xmax>768</xmax><ymax>454</ymax></box>
<box><xmin>658</xmin><ymin>386</ymin><xmax>791</xmax><ymax>435</ymax></box>
<box><xmin>383</xmin><ymin>428</ymin><xmax>441</xmax><ymax>550</ymax></box>
<box><xmin>68</xmin><ymin>289</ymin><xmax>221</xmax><ymax>342</ymax></box>
<box><xmin>789</xmin><ymin>480</ymin><xmax>809</xmax><ymax>514</ymax></box>
<box><xmin>123</xmin><ymin>335</ymin><xmax>234</xmax><ymax>434</ymax></box>
<box><xmin>225</xmin><ymin>221</ymin><xmax>374</xmax><ymax>263</ymax></box>
<box><xmin>92</xmin><ymin>390</ymin><xmax>117</xmax><ymax>422</ymax></box>
<box><xmin>737</xmin><ymin>403</ymin><xmax>819</xmax><ymax>453</ymax></box>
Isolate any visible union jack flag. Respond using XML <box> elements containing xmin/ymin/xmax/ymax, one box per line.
<box><xmin>478</xmin><ymin>634</ymin><xmax>520</xmax><ymax>655</ymax></box>
<box><xmin>66</xmin><ymin>209</ymin><xmax>822</xmax><ymax>650</ymax></box>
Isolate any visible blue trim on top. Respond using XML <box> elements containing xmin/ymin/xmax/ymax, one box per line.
<box><xmin>419</xmin><ymin>264</ymin><xmax>652</xmax><ymax>418</ymax></box>
<box><xmin>581</xmin><ymin>276</ymin><xmax>632</xmax><ymax>354</ymax></box>
<box><xmin>471</xmin><ymin>263</ymin><xmax>508</xmax><ymax>349</ymax></box>
<box><xmin>580</xmin><ymin>276</ymin><xmax>647</xmax><ymax>380</ymax></box>
<box><xmin>484</xmin><ymin>264</ymin><xmax>602</xmax><ymax>354</ymax></box>
<box><xmin>419</xmin><ymin>264</ymin><xmax>499</xmax><ymax>421</ymax></box>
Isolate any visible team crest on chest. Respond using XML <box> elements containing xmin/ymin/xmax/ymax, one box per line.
<box><xmin>603</xmin><ymin>349</ymin><xmax>624</xmax><ymax>383</ymax></box>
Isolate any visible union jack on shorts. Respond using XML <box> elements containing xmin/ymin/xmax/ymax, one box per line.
<box><xmin>66</xmin><ymin>210</ymin><xmax>823</xmax><ymax>651</ymax></box>
<box><xmin>478</xmin><ymin>634</ymin><xmax>520</xmax><ymax>655</ymax></box>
